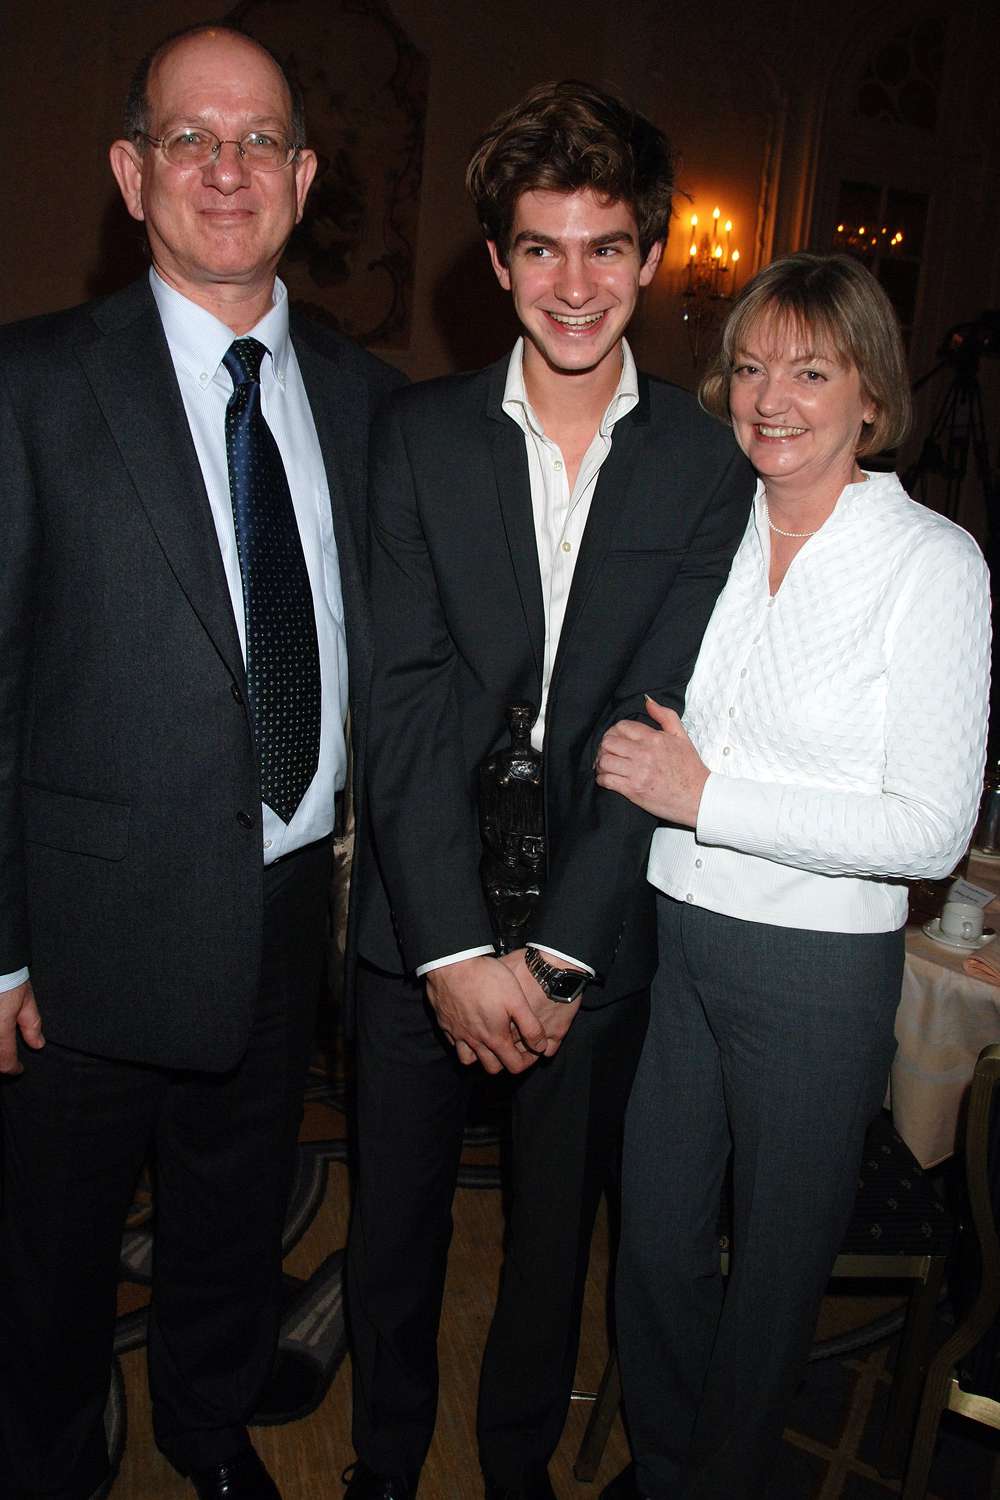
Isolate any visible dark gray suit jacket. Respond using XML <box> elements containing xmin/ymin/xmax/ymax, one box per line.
<box><xmin>0</xmin><ymin>277</ymin><xmax>402</xmax><ymax>1070</ymax></box>
<box><xmin>357</xmin><ymin>357</ymin><xmax>754</xmax><ymax>1006</ymax></box>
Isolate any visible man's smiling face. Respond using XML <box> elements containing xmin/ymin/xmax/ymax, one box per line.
<box><xmin>111</xmin><ymin>29</ymin><xmax>316</xmax><ymax>306</ymax></box>
<box><xmin>487</xmin><ymin>188</ymin><xmax>662</xmax><ymax>383</ymax></box>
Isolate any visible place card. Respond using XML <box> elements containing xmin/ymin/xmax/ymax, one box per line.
<box><xmin>948</xmin><ymin>876</ymin><xmax>995</xmax><ymax>909</ymax></box>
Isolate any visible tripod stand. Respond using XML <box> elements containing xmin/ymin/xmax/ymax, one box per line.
<box><xmin>903</xmin><ymin>323</ymin><xmax>998</xmax><ymax>560</ymax></box>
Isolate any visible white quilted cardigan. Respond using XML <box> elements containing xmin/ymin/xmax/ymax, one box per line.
<box><xmin>648</xmin><ymin>471</ymin><xmax>991</xmax><ymax>933</ymax></box>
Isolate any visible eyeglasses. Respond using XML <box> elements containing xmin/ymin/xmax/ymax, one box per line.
<box><xmin>136</xmin><ymin>127</ymin><xmax>301</xmax><ymax>171</ymax></box>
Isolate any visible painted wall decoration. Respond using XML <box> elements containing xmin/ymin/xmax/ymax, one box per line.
<box><xmin>228</xmin><ymin>0</ymin><xmax>428</xmax><ymax>347</ymax></box>
<box><xmin>854</xmin><ymin>14</ymin><xmax>945</xmax><ymax>132</ymax></box>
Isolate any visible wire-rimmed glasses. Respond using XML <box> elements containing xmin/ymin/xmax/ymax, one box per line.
<box><xmin>136</xmin><ymin>127</ymin><xmax>301</xmax><ymax>171</ymax></box>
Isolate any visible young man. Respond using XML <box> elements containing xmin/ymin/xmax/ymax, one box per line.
<box><xmin>0</xmin><ymin>25</ymin><xmax>401</xmax><ymax>1500</ymax></box>
<box><xmin>346</xmin><ymin>82</ymin><xmax>753</xmax><ymax>1500</ymax></box>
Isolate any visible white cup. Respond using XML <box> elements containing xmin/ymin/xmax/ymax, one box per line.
<box><xmin>940</xmin><ymin>899</ymin><xmax>984</xmax><ymax>943</ymax></box>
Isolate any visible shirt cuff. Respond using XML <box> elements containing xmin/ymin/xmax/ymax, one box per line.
<box><xmin>0</xmin><ymin>967</ymin><xmax>30</xmax><ymax>993</ymax></box>
<box><xmin>526</xmin><ymin>943</ymin><xmax>595</xmax><ymax>977</ymax></box>
<box><xmin>416</xmin><ymin>946</ymin><xmax>496</xmax><ymax>977</ymax></box>
<box><xmin>696</xmin><ymin>771</ymin><xmax>779</xmax><ymax>858</ymax></box>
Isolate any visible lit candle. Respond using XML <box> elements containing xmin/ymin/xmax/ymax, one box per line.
<box><xmin>731</xmin><ymin>248</ymin><xmax>740</xmax><ymax>294</ymax></box>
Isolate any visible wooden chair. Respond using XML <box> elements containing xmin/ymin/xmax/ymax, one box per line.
<box><xmin>901</xmin><ymin>1043</ymin><xmax>1000</xmax><ymax>1499</ymax></box>
<box><xmin>573</xmin><ymin>1110</ymin><xmax>954</xmax><ymax>1483</ymax></box>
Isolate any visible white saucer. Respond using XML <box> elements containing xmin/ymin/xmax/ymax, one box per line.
<box><xmin>922</xmin><ymin>917</ymin><xmax>996</xmax><ymax>952</ymax></box>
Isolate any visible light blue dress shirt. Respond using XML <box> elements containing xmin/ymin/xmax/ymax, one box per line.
<box><xmin>150</xmin><ymin>269</ymin><xmax>349</xmax><ymax>863</ymax></box>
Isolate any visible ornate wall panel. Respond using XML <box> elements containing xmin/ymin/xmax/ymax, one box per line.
<box><xmin>228</xmin><ymin>0</ymin><xmax>428</xmax><ymax>347</ymax></box>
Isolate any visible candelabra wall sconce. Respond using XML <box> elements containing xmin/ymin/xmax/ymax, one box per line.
<box><xmin>833</xmin><ymin>220</ymin><xmax>905</xmax><ymax>258</ymax></box>
<box><xmin>681</xmin><ymin>205</ymin><xmax>741</xmax><ymax>364</ymax></box>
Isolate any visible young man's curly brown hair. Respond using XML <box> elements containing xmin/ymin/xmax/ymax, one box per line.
<box><xmin>466</xmin><ymin>80</ymin><xmax>675</xmax><ymax>264</ymax></box>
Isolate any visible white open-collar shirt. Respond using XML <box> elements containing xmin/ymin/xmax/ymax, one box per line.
<box><xmin>419</xmin><ymin>336</ymin><xmax>638</xmax><ymax>977</ymax></box>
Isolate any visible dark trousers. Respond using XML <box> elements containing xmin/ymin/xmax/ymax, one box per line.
<box><xmin>616</xmin><ymin>896</ymin><xmax>903</xmax><ymax>1500</ymax></box>
<box><xmin>346</xmin><ymin>961</ymin><xmax>649</xmax><ymax>1488</ymax></box>
<box><xmin>0</xmin><ymin>841</ymin><xmax>331</xmax><ymax>1500</ymax></box>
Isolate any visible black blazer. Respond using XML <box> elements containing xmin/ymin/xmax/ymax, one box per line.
<box><xmin>0</xmin><ymin>277</ymin><xmax>402</xmax><ymax>1070</ymax></box>
<box><xmin>357</xmin><ymin>356</ymin><xmax>754</xmax><ymax>1005</ymax></box>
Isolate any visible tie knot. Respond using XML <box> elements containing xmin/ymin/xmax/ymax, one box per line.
<box><xmin>224</xmin><ymin>336</ymin><xmax>268</xmax><ymax>387</ymax></box>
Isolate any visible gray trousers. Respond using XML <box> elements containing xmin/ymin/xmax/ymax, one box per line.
<box><xmin>616</xmin><ymin>895</ymin><xmax>903</xmax><ymax>1500</ymax></box>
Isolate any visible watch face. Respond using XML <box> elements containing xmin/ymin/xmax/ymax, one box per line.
<box><xmin>546</xmin><ymin>968</ymin><xmax>586</xmax><ymax>1002</ymax></box>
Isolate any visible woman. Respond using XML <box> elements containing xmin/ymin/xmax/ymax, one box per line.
<box><xmin>595</xmin><ymin>252</ymin><xmax>991</xmax><ymax>1500</ymax></box>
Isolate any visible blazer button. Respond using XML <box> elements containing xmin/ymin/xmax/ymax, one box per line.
<box><xmin>231</xmin><ymin>683</ymin><xmax>242</xmax><ymax>703</ymax></box>
<box><xmin>236</xmin><ymin>810</ymin><xmax>254</xmax><ymax>829</ymax></box>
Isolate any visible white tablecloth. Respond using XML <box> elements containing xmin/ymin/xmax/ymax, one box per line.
<box><xmin>890</xmin><ymin>853</ymin><xmax>1000</xmax><ymax>1167</ymax></box>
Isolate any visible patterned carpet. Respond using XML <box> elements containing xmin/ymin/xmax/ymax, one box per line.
<box><xmin>103</xmin><ymin>1070</ymin><xmax>1000</xmax><ymax>1498</ymax></box>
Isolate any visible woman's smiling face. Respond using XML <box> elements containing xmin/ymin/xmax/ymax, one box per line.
<box><xmin>728</xmin><ymin>313</ymin><xmax>876</xmax><ymax>494</ymax></box>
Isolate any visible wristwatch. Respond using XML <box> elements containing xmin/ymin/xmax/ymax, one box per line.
<box><xmin>524</xmin><ymin>945</ymin><xmax>589</xmax><ymax>1004</ymax></box>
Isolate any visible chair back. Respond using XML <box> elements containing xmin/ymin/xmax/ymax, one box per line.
<box><xmin>952</xmin><ymin>1043</ymin><xmax>1000</xmax><ymax>1395</ymax></box>
<box><xmin>902</xmin><ymin>1043</ymin><xmax>1000</xmax><ymax>1499</ymax></box>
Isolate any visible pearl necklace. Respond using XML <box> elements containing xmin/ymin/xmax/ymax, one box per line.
<box><xmin>764</xmin><ymin>503</ymin><xmax>816</xmax><ymax>539</ymax></box>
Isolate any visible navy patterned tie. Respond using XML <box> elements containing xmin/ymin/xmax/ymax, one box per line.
<box><xmin>223</xmin><ymin>337</ymin><xmax>321</xmax><ymax>823</ymax></box>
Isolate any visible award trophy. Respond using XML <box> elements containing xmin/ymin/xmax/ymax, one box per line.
<box><xmin>478</xmin><ymin>703</ymin><xmax>546</xmax><ymax>954</ymax></box>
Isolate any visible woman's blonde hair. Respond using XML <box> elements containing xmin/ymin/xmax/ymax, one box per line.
<box><xmin>699</xmin><ymin>252</ymin><xmax>911</xmax><ymax>456</ymax></box>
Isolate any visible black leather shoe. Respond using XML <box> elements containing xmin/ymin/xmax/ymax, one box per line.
<box><xmin>189</xmin><ymin>1448</ymin><xmax>281</xmax><ymax>1500</ymax></box>
<box><xmin>484</xmin><ymin>1471</ymin><xmax>556</xmax><ymax>1500</ymax></box>
<box><xmin>342</xmin><ymin>1460</ymin><xmax>417</xmax><ymax>1498</ymax></box>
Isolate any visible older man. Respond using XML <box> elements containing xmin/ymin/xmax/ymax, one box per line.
<box><xmin>0</xmin><ymin>24</ymin><xmax>401</xmax><ymax>1500</ymax></box>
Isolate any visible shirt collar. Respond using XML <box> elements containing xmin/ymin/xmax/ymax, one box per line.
<box><xmin>149</xmin><ymin>267</ymin><xmax>291</xmax><ymax>389</ymax></box>
<box><xmin>751</xmin><ymin>469</ymin><xmax>883</xmax><ymax>549</ymax></box>
<box><xmin>501</xmin><ymin>335</ymin><xmax>639</xmax><ymax>439</ymax></box>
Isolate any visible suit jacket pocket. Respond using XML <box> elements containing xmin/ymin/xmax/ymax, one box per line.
<box><xmin>22</xmin><ymin>783</ymin><xmax>130</xmax><ymax>861</ymax></box>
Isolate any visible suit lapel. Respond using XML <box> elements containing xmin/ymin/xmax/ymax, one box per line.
<box><xmin>292</xmin><ymin>324</ymin><xmax>369</xmax><ymax>668</ymax></box>
<box><xmin>79</xmin><ymin>282</ymin><xmax>245</xmax><ymax>685</ymax></box>
<box><xmin>550</xmin><ymin>374</ymin><xmax>650</xmax><ymax>681</ymax></box>
<box><xmin>485</xmin><ymin>362</ymin><xmax>545</xmax><ymax>685</ymax></box>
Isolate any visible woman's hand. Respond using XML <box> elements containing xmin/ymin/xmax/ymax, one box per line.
<box><xmin>595</xmin><ymin>696</ymin><xmax>709</xmax><ymax>828</ymax></box>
